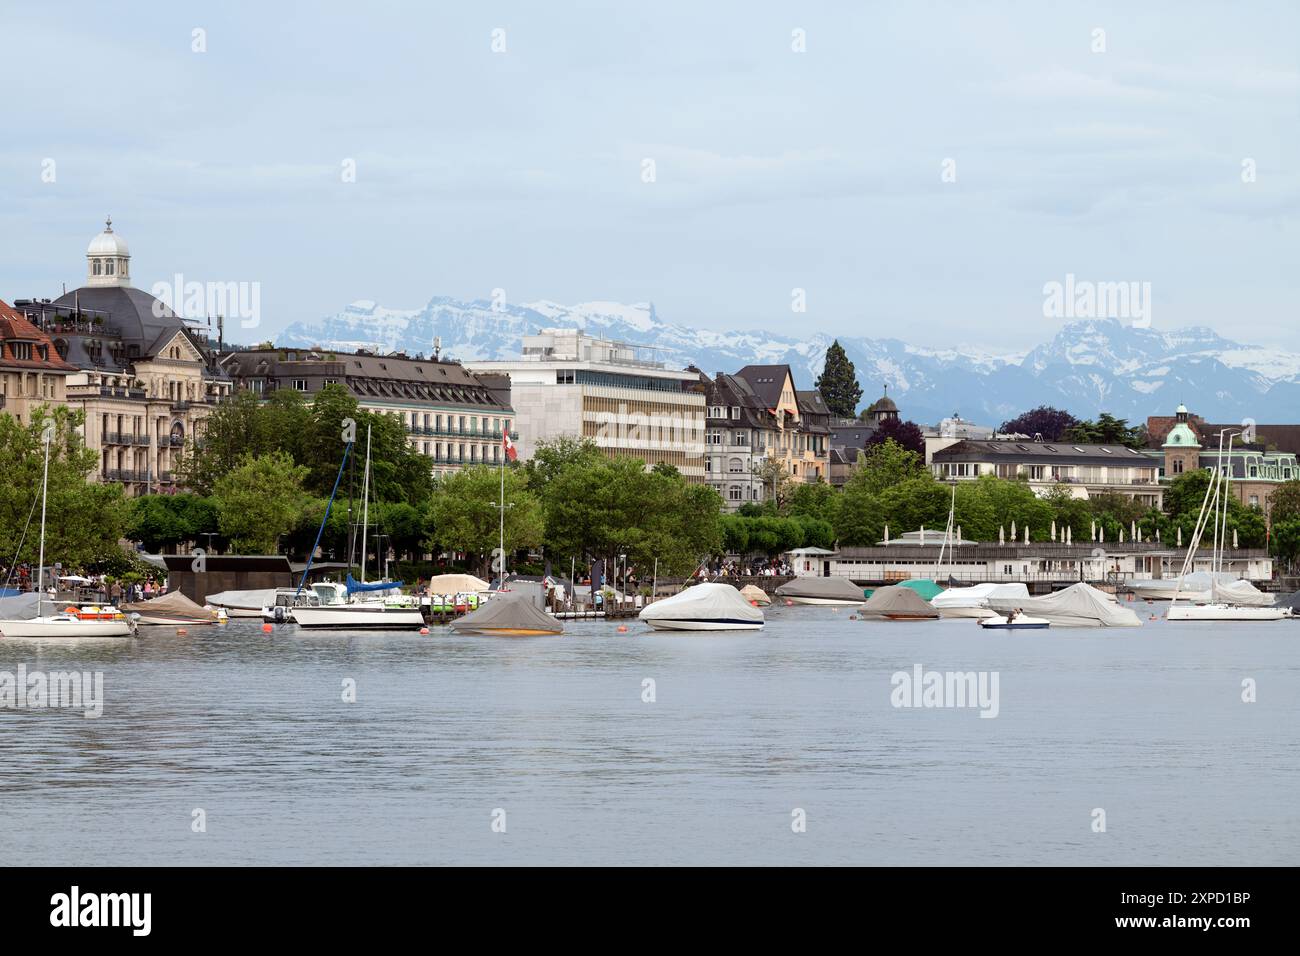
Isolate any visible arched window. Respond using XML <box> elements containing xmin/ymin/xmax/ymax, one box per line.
<box><xmin>728</xmin><ymin>457</ymin><xmax>743</xmax><ymax>473</ymax></box>
<box><xmin>92</xmin><ymin>259</ymin><xmax>102</xmax><ymax>276</ymax></box>
<box><xmin>105</xmin><ymin>260</ymin><xmax>115</xmax><ymax>275</ymax></box>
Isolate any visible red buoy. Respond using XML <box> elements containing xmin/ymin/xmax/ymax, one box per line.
<box><xmin>262</xmin><ymin>622</ymin><xmax>273</xmax><ymax>633</ymax></box>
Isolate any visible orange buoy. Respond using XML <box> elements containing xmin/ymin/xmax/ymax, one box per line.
<box><xmin>617</xmin><ymin>624</ymin><xmax>629</xmax><ymax>633</ymax></box>
<box><xmin>262</xmin><ymin>622</ymin><xmax>273</xmax><ymax>633</ymax></box>
<box><xmin>176</xmin><ymin>628</ymin><xmax>187</xmax><ymax>636</ymax></box>
<box><xmin>419</xmin><ymin>627</ymin><xmax>430</xmax><ymax>635</ymax></box>
<box><xmin>784</xmin><ymin>600</ymin><xmax>794</xmax><ymax>607</ymax></box>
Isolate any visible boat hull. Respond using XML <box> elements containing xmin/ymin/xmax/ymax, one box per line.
<box><xmin>783</xmin><ymin>597</ymin><xmax>861</xmax><ymax>607</ymax></box>
<box><xmin>644</xmin><ymin>619</ymin><xmax>764</xmax><ymax>631</ymax></box>
<box><xmin>133</xmin><ymin>615</ymin><xmax>218</xmax><ymax>626</ymax></box>
<box><xmin>936</xmin><ymin>606</ymin><xmax>997</xmax><ymax>619</ymax></box>
<box><xmin>209</xmin><ymin>605</ymin><xmax>263</xmax><ymax>618</ymax></box>
<box><xmin>0</xmin><ymin>618</ymin><xmax>134</xmax><ymax>638</ymax></box>
<box><xmin>456</xmin><ymin>626</ymin><xmax>564</xmax><ymax>636</ymax></box>
<box><xmin>290</xmin><ymin>605</ymin><xmax>425</xmax><ymax>629</ymax></box>
<box><xmin>1167</xmin><ymin>605</ymin><xmax>1289</xmax><ymax>622</ymax></box>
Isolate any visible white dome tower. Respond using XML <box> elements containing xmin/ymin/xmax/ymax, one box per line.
<box><xmin>86</xmin><ymin>217</ymin><xmax>131</xmax><ymax>288</ymax></box>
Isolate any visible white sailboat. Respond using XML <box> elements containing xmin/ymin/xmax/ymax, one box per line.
<box><xmin>1167</xmin><ymin>429</ymin><xmax>1287</xmax><ymax>622</ymax></box>
<box><xmin>0</xmin><ymin>422</ymin><xmax>134</xmax><ymax>639</ymax></box>
<box><xmin>290</xmin><ymin>425</ymin><xmax>423</xmax><ymax>630</ymax></box>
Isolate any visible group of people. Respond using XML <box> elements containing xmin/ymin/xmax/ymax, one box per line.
<box><xmin>699</xmin><ymin>559</ymin><xmax>794</xmax><ymax>578</ymax></box>
<box><xmin>0</xmin><ymin>565</ymin><xmax>167</xmax><ymax>606</ymax></box>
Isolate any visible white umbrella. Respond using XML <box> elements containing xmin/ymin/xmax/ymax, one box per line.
<box><xmin>1233</xmin><ymin>529</ymin><xmax>1239</xmax><ymax>549</ymax></box>
<box><xmin>1066</xmin><ymin>526</ymin><xmax>1073</xmax><ymax>545</ymax></box>
<box><xmin>1091</xmin><ymin>520</ymin><xmax>1097</xmax><ymax>541</ymax></box>
<box><xmin>998</xmin><ymin>526</ymin><xmax>1005</xmax><ymax>545</ymax></box>
<box><xmin>1023</xmin><ymin>526</ymin><xmax>1029</xmax><ymax>544</ymax></box>
<box><xmin>1177</xmin><ymin>526</ymin><xmax>1183</xmax><ymax>547</ymax></box>
<box><xmin>1011</xmin><ymin>521</ymin><xmax>1017</xmax><ymax>540</ymax></box>
<box><xmin>1051</xmin><ymin>520</ymin><xmax>1057</xmax><ymax>541</ymax></box>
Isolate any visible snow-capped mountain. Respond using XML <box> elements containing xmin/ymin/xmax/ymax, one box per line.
<box><xmin>273</xmin><ymin>299</ymin><xmax>1300</xmax><ymax>426</ymax></box>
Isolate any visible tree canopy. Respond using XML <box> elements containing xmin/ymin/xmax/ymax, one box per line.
<box><xmin>814</xmin><ymin>340</ymin><xmax>862</xmax><ymax>418</ymax></box>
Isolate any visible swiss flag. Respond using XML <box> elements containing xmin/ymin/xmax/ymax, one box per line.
<box><xmin>503</xmin><ymin>432</ymin><xmax>517</xmax><ymax>462</ymax></box>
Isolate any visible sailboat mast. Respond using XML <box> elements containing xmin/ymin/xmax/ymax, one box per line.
<box><xmin>1218</xmin><ymin>432</ymin><xmax>1236</xmax><ymax>577</ymax></box>
<box><xmin>360</xmin><ymin>424</ymin><xmax>371</xmax><ymax>584</ymax></box>
<box><xmin>34</xmin><ymin>424</ymin><xmax>52</xmax><ymax>618</ymax></box>
<box><xmin>498</xmin><ymin>444</ymin><xmax>506</xmax><ymax>589</ymax></box>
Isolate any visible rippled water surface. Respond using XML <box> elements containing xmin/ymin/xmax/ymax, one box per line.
<box><xmin>2</xmin><ymin>603</ymin><xmax>1297</xmax><ymax>866</ymax></box>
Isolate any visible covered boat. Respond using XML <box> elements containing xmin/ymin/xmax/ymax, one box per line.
<box><xmin>206</xmin><ymin>589</ymin><xmax>278</xmax><ymax>618</ymax></box>
<box><xmin>639</xmin><ymin>583</ymin><xmax>764</xmax><ymax>631</ymax></box>
<box><xmin>775</xmin><ymin>576</ymin><xmax>865</xmax><ymax>606</ymax></box>
<box><xmin>932</xmin><ymin>582</ymin><xmax>1030</xmax><ymax>619</ymax></box>
<box><xmin>122</xmin><ymin>590</ymin><xmax>222</xmax><ymax>625</ymax></box>
<box><xmin>449</xmin><ymin>593</ymin><xmax>564</xmax><ymax>636</ymax></box>
<box><xmin>426</xmin><ymin>573</ymin><xmax>491</xmax><ymax>595</ymax></box>
<box><xmin>738</xmin><ymin>584</ymin><xmax>771</xmax><ymax>606</ymax></box>
<box><xmin>898</xmin><ymin>579</ymin><xmax>945</xmax><ymax>601</ymax></box>
<box><xmin>1130</xmin><ymin>571</ymin><xmax>1235</xmax><ymax>601</ymax></box>
<box><xmin>859</xmin><ymin>585</ymin><xmax>939</xmax><ymax>620</ymax></box>
<box><xmin>987</xmin><ymin>582</ymin><xmax>1142</xmax><ymax>627</ymax></box>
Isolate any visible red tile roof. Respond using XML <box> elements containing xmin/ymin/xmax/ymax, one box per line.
<box><xmin>0</xmin><ymin>299</ymin><xmax>78</xmax><ymax>372</ymax></box>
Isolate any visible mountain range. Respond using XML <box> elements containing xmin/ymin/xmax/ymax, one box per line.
<box><xmin>273</xmin><ymin>298</ymin><xmax>1300</xmax><ymax>426</ymax></box>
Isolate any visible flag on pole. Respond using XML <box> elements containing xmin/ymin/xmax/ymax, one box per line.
<box><xmin>502</xmin><ymin>431</ymin><xmax>517</xmax><ymax>462</ymax></box>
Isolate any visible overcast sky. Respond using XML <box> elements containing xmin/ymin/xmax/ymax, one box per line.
<box><xmin>1</xmin><ymin>1</ymin><xmax>1296</xmax><ymax>350</ymax></box>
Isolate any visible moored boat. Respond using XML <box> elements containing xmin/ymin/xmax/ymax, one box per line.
<box><xmin>858</xmin><ymin>585</ymin><xmax>939</xmax><ymax>620</ymax></box>
<box><xmin>932</xmin><ymin>582</ymin><xmax>1030</xmax><ymax>619</ymax></box>
<box><xmin>774</xmin><ymin>576</ymin><xmax>865</xmax><ymax>606</ymax></box>
<box><xmin>979</xmin><ymin>613</ymin><xmax>1051</xmax><ymax>630</ymax></box>
<box><xmin>449</xmin><ymin>592</ymin><xmax>564</xmax><ymax>636</ymax></box>
<box><xmin>639</xmin><ymin>582</ymin><xmax>764</xmax><ymax>631</ymax></box>
<box><xmin>987</xmin><ymin>582</ymin><xmax>1142</xmax><ymax>627</ymax></box>
<box><xmin>121</xmin><ymin>590</ymin><xmax>224</xmax><ymax>625</ymax></box>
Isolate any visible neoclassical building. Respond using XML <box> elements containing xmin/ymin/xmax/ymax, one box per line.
<box><xmin>1161</xmin><ymin>403</ymin><xmax>1297</xmax><ymax>514</ymax></box>
<box><xmin>10</xmin><ymin>221</ymin><xmax>233</xmax><ymax>493</ymax></box>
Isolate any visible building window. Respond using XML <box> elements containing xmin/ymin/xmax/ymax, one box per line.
<box><xmin>556</xmin><ymin>370</ymin><xmax>576</xmax><ymax>385</ymax></box>
<box><xmin>106</xmin><ymin>260</ymin><xmax>115</xmax><ymax>275</ymax></box>
<box><xmin>292</xmin><ymin>379</ymin><xmax>307</xmax><ymax>391</ymax></box>
<box><xmin>729</xmin><ymin>486</ymin><xmax>743</xmax><ymax>501</ymax></box>
<box><xmin>731</xmin><ymin>407</ymin><xmax>740</xmax><ymax>419</ymax></box>
<box><xmin>93</xmin><ymin>259</ymin><xmax>102</xmax><ymax>276</ymax></box>
<box><xmin>728</xmin><ymin>458</ymin><xmax>743</xmax><ymax>473</ymax></box>
<box><xmin>1172</xmin><ymin>458</ymin><xmax>1183</xmax><ymax>475</ymax></box>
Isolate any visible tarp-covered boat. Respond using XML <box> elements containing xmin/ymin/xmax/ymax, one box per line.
<box><xmin>449</xmin><ymin>593</ymin><xmax>564</xmax><ymax>636</ymax></box>
<box><xmin>775</xmin><ymin>576</ymin><xmax>865</xmax><ymax>606</ymax></box>
<box><xmin>859</xmin><ymin>585</ymin><xmax>939</xmax><ymax>620</ymax></box>
<box><xmin>122</xmin><ymin>590</ymin><xmax>222</xmax><ymax>625</ymax></box>
<box><xmin>932</xmin><ymin>582</ymin><xmax>1030</xmax><ymax>618</ymax></box>
<box><xmin>639</xmin><ymin>583</ymin><xmax>764</xmax><ymax>631</ymax></box>
<box><xmin>987</xmin><ymin>582</ymin><xmax>1142</xmax><ymax>627</ymax></box>
<box><xmin>426</xmin><ymin>574</ymin><xmax>491</xmax><ymax>594</ymax></box>
<box><xmin>738</xmin><ymin>584</ymin><xmax>771</xmax><ymax>606</ymax></box>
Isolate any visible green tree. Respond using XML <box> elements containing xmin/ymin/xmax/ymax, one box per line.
<box><xmin>426</xmin><ymin>465</ymin><xmax>543</xmax><ymax>576</ymax></box>
<box><xmin>1267</xmin><ymin>479</ymin><xmax>1300</xmax><ymax>524</ymax></box>
<box><xmin>0</xmin><ymin>405</ymin><xmax>130</xmax><ymax>570</ymax></box>
<box><xmin>814</xmin><ymin>340</ymin><xmax>862</xmax><ymax>418</ymax></box>
<box><xmin>848</xmin><ymin>439</ymin><xmax>928</xmax><ymax>497</ymax></box>
<box><xmin>524</xmin><ymin>436</ymin><xmax>603</xmax><ymax>494</ymax></box>
<box><xmin>1064</xmin><ymin>413</ymin><xmax>1145</xmax><ymax>449</ymax></box>
<box><xmin>126</xmin><ymin>493</ymin><xmax>220</xmax><ymax>553</ymax></box>
<box><xmin>788</xmin><ymin>479</ymin><xmax>840</xmax><ymax>525</ymax></box>
<box><xmin>212</xmin><ymin>452</ymin><xmax>309</xmax><ymax>553</ymax></box>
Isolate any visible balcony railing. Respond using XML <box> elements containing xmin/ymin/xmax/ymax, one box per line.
<box><xmin>169</xmin><ymin>435</ymin><xmax>185</xmax><ymax>447</ymax></box>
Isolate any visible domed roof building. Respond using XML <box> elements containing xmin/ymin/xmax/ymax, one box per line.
<box><xmin>861</xmin><ymin>385</ymin><xmax>899</xmax><ymax>426</ymax></box>
<box><xmin>10</xmin><ymin>220</ymin><xmax>232</xmax><ymax>495</ymax></box>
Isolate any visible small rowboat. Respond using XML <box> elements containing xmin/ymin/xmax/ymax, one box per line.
<box><xmin>979</xmin><ymin>614</ymin><xmax>1050</xmax><ymax>630</ymax></box>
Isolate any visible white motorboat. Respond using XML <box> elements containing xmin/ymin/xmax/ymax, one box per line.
<box><xmin>979</xmin><ymin>613</ymin><xmax>1051</xmax><ymax>630</ymax></box>
<box><xmin>639</xmin><ymin>582</ymin><xmax>764</xmax><ymax>631</ymax></box>
<box><xmin>932</xmin><ymin>582</ymin><xmax>1030</xmax><ymax>619</ymax></box>
<box><xmin>288</xmin><ymin>582</ymin><xmax>424</xmax><ymax>629</ymax></box>
<box><xmin>0</xmin><ymin>424</ymin><xmax>134</xmax><ymax>640</ymax></box>
<box><xmin>774</xmin><ymin>576</ymin><xmax>865</xmax><ymax>606</ymax></box>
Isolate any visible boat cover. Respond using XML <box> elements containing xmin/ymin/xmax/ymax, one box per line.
<box><xmin>0</xmin><ymin>593</ymin><xmax>42</xmax><ymax>620</ymax></box>
<box><xmin>738</xmin><ymin>584</ymin><xmax>771</xmax><ymax>606</ymax></box>
<box><xmin>640</xmin><ymin>583</ymin><xmax>764</xmax><ymax>625</ymax></box>
<box><xmin>346</xmin><ymin>574</ymin><xmax>404</xmax><ymax>594</ymax></box>
<box><xmin>120</xmin><ymin>590</ymin><xmax>218</xmax><ymax>620</ymax></box>
<box><xmin>205</xmin><ymin>588</ymin><xmax>277</xmax><ymax>609</ymax></box>
<box><xmin>987</xmin><ymin>582</ymin><xmax>1141</xmax><ymax>627</ymax></box>
<box><xmin>1273</xmin><ymin>590</ymin><xmax>1300</xmax><ymax>611</ymax></box>
<box><xmin>932</xmin><ymin>582</ymin><xmax>1029</xmax><ymax>609</ymax></box>
<box><xmin>859</xmin><ymin>585</ymin><xmax>939</xmax><ymax>618</ymax></box>
<box><xmin>450</xmin><ymin>593</ymin><xmax>564</xmax><ymax>634</ymax></box>
<box><xmin>774</xmin><ymin>577</ymin><xmax>865</xmax><ymax>601</ymax></box>
<box><xmin>426</xmin><ymin>574</ymin><xmax>492</xmax><ymax>594</ymax></box>
<box><xmin>1210</xmin><ymin>579</ymin><xmax>1275</xmax><ymax>607</ymax></box>
<box><xmin>898</xmin><ymin>579</ymin><xmax>945</xmax><ymax>600</ymax></box>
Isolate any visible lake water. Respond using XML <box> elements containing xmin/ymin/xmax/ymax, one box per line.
<box><xmin>2</xmin><ymin>602</ymin><xmax>1297</xmax><ymax>866</ymax></box>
